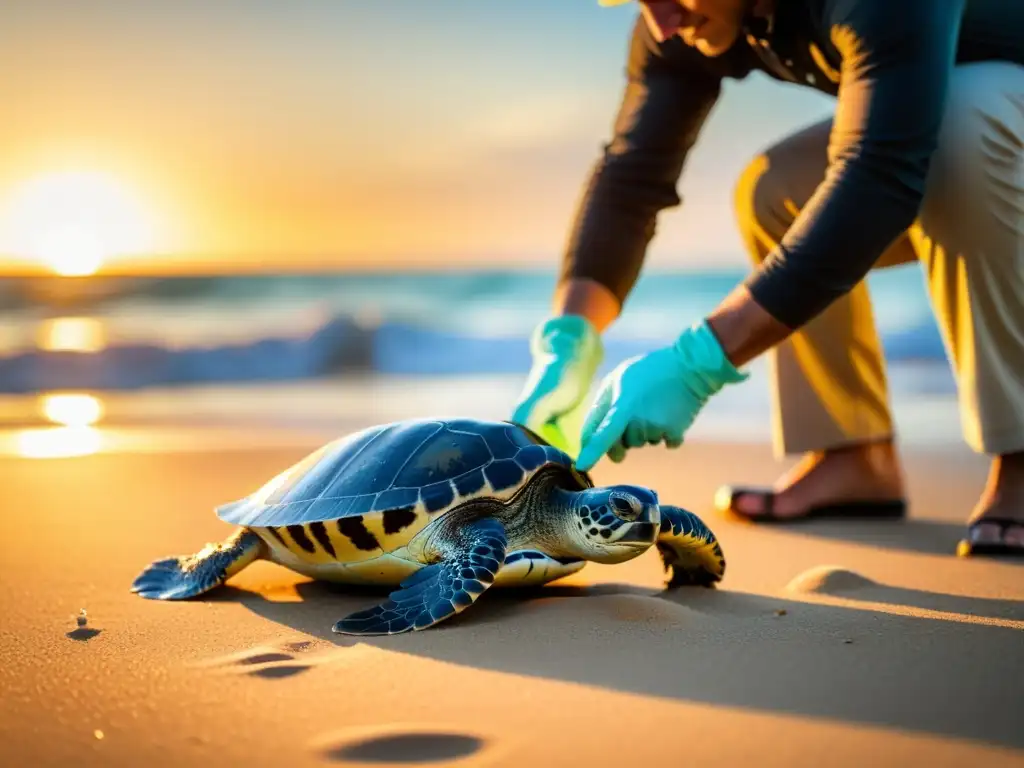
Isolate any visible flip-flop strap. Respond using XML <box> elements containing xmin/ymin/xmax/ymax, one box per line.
<box><xmin>967</xmin><ymin>517</ymin><xmax>1024</xmax><ymax>539</ymax></box>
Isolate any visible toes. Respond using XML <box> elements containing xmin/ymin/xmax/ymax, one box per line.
<box><xmin>718</xmin><ymin>489</ymin><xmax>774</xmax><ymax>517</ymax></box>
<box><xmin>732</xmin><ymin>492</ymin><xmax>769</xmax><ymax>516</ymax></box>
<box><xmin>716</xmin><ymin>487</ymin><xmax>820</xmax><ymax>520</ymax></box>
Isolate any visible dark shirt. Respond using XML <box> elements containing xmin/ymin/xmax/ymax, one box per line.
<box><xmin>562</xmin><ymin>0</ymin><xmax>1024</xmax><ymax>329</ymax></box>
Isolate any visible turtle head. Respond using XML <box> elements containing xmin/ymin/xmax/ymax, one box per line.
<box><xmin>565</xmin><ymin>484</ymin><xmax>661</xmax><ymax>563</ymax></box>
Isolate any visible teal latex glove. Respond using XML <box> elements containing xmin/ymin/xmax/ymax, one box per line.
<box><xmin>575</xmin><ymin>319</ymin><xmax>748</xmax><ymax>471</ymax></box>
<box><xmin>510</xmin><ymin>314</ymin><xmax>603</xmax><ymax>458</ymax></box>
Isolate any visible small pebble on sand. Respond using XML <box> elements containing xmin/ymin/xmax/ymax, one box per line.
<box><xmin>94</xmin><ymin>729</ymin><xmax>104</xmax><ymax>740</ymax></box>
<box><xmin>774</xmin><ymin>609</ymin><xmax>787</xmax><ymax>616</ymax></box>
<box><xmin>843</xmin><ymin>639</ymin><xmax>854</xmax><ymax>645</ymax></box>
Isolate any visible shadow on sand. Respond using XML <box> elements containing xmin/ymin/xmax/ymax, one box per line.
<box><xmin>205</xmin><ymin>574</ymin><xmax>1024</xmax><ymax>752</ymax></box>
<box><xmin>718</xmin><ymin>512</ymin><xmax>1024</xmax><ymax>561</ymax></box>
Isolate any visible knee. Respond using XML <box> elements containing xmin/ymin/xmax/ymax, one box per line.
<box><xmin>733</xmin><ymin>152</ymin><xmax>786</xmax><ymax>266</ymax></box>
<box><xmin>732</xmin><ymin>120</ymin><xmax>831</xmax><ymax>265</ymax></box>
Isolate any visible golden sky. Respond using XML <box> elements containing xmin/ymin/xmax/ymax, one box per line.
<box><xmin>0</xmin><ymin>1</ymin><xmax>832</xmax><ymax>275</ymax></box>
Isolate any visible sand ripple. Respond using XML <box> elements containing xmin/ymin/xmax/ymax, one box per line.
<box><xmin>786</xmin><ymin>566</ymin><xmax>877</xmax><ymax>595</ymax></box>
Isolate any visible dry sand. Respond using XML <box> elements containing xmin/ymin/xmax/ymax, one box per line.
<box><xmin>1</xmin><ymin>418</ymin><xmax>1022</xmax><ymax>768</ymax></box>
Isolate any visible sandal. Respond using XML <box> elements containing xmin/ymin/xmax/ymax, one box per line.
<box><xmin>956</xmin><ymin>517</ymin><xmax>1024</xmax><ymax>558</ymax></box>
<box><xmin>715</xmin><ymin>485</ymin><xmax>907</xmax><ymax>523</ymax></box>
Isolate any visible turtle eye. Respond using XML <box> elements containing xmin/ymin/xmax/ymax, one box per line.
<box><xmin>611</xmin><ymin>496</ymin><xmax>640</xmax><ymax>519</ymax></box>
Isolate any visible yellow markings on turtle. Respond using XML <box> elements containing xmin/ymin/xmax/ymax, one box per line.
<box><xmin>260</xmin><ymin>520</ymin><xmax>381</xmax><ymax>565</ymax></box>
<box><xmin>258</xmin><ymin>524</ymin><xmax>329</xmax><ymax>564</ymax></box>
<box><xmin>365</xmin><ymin>505</ymin><xmax>430</xmax><ymax>552</ymax></box>
<box><xmin>340</xmin><ymin>554</ymin><xmax>422</xmax><ymax>585</ymax></box>
<box><xmin>680</xmin><ymin>534</ymin><xmax>726</xmax><ymax>576</ymax></box>
<box><xmin>316</xmin><ymin>515</ymin><xmax>386</xmax><ymax>563</ymax></box>
<box><xmin>438</xmin><ymin>476</ymin><xmax>522</xmax><ymax>511</ymax></box>
<box><xmin>260</xmin><ymin>526</ymin><xmax>291</xmax><ymax>552</ymax></box>
<box><xmin>270</xmin><ymin>525</ymin><xmax>313</xmax><ymax>559</ymax></box>
<box><xmin>658</xmin><ymin>526</ymin><xmax>726</xmax><ymax>583</ymax></box>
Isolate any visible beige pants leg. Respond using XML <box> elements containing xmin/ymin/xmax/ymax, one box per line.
<box><xmin>734</xmin><ymin>61</ymin><xmax>1024</xmax><ymax>458</ymax></box>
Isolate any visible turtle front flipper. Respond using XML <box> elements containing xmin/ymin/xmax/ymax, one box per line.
<box><xmin>333</xmin><ymin>518</ymin><xmax>507</xmax><ymax>636</ymax></box>
<box><xmin>656</xmin><ymin>505</ymin><xmax>726</xmax><ymax>588</ymax></box>
<box><xmin>131</xmin><ymin>529</ymin><xmax>266</xmax><ymax>600</ymax></box>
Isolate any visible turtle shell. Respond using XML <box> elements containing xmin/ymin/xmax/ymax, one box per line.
<box><xmin>217</xmin><ymin>418</ymin><xmax>591</xmax><ymax>529</ymax></box>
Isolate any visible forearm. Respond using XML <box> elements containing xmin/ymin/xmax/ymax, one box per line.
<box><xmin>553</xmin><ymin>278</ymin><xmax>621</xmax><ymax>333</ymax></box>
<box><xmin>710</xmin><ymin>149</ymin><xmax>929</xmax><ymax>364</ymax></box>
<box><xmin>742</xmin><ymin>155</ymin><xmax>926</xmax><ymax>329</ymax></box>
<box><xmin>706</xmin><ymin>284</ymin><xmax>793</xmax><ymax>368</ymax></box>
<box><xmin>557</xmin><ymin>19</ymin><xmax>729</xmax><ymax>327</ymax></box>
<box><xmin>558</xmin><ymin>156</ymin><xmax>682</xmax><ymax>314</ymax></box>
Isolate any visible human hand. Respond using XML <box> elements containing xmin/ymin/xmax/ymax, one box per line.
<box><xmin>574</xmin><ymin>319</ymin><xmax>747</xmax><ymax>471</ymax></box>
<box><xmin>510</xmin><ymin>315</ymin><xmax>603</xmax><ymax>458</ymax></box>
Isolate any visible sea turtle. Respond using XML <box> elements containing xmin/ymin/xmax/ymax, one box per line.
<box><xmin>131</xmin><ymin>418</ymin><xmax>726</xmax><ymax>635</ymax></box>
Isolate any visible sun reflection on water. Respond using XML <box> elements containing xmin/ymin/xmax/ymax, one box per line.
<box><xmin>40</xmin><ymin>393</ymin><xmax>104</xmax><ymax>427</ymax></box>
<box><xmin>15</xmin><ymin>427</ymin><xmax>103</xmax><ymax>459</ymax></box>
<box><xmin>13</xmin><ymin>393</ymin><xmax>106</xmax><ymax>459</ymax></box>
<box><xmin>36</xmin><ymin>317</ymin><xmax>107</xmax><ymax>353</ymax></box>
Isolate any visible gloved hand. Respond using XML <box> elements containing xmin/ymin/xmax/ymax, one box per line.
<box><xmin>574</xmin><ymin>319</ymin><xmax>748</xmax><ymax>471</ymax></box>
<box><xmin>510</xmin><ymin>314</ymin><xmax>603</xmax><ymax>458</ymax></box>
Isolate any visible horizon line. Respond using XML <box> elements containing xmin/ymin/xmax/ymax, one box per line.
<box><xmin>0</xmin><ymin>252</ymin><xmax>751</xmax><ymax>278</ymax></box>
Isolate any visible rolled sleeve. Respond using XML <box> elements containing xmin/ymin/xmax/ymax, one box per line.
<box><xmin>745</xmin><ymin>0</ymin><xmax>967</xmax><ymax>329</ymax></box>
<box><xmin>561</xmin><ymin>19</ymin><xmax>734</xmax><ymax>305</ymax></box>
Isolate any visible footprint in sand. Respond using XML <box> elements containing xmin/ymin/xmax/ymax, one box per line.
<box><xmin>197</xmin><ymin>638</ymin><xmax>343</xmax><ymax>679</ymax></box>
<box><xmin>315</xmin><ymin>728</ymin><xmax>485</xmax><ymax>765</ymax></box>
<box><xmin>786</xmin><ymin>565</ymin><xmax>877</xmax><ymax>595</ymax></box>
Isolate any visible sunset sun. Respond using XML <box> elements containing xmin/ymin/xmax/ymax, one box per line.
<box><xmin>0</xmin><ymin>170</ymin><xmax>157</xmax><ymax>276</ymax></box>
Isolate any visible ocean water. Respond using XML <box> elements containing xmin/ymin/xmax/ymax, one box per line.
<box><xmin>0</xmin><ymin>265</ymin><xmax>954</xmax><ymax>395</ymax></box>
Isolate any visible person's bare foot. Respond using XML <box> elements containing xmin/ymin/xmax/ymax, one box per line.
<box><xmin>959</xmin><ymin>452</ymin><xmax>1024</xmax><ymax>555</ymax></box>
<box><xmin>720</xmin><ymin>439</ymin><xmax>906</xmax><ymax>520</ymax></box>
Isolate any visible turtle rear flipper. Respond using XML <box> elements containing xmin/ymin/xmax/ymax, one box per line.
<box><xmin>333</xmin><ymin>518</ymin><xmax>507</xmax><ymax>636</ymax></box>
<box><xmin>656</xmin><ymin>505</ymin><xmax>726</xmax><ymax>588</ymax></box>
<box><xmin>132</xmin><ymin>529</ymin><xmax>266</xmax><ymax>600</ymax></box>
